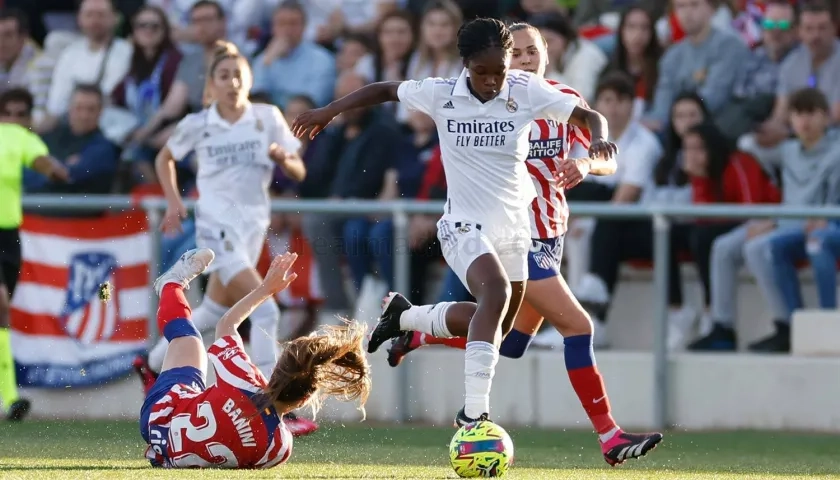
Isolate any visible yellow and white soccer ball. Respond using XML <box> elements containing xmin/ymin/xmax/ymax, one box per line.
<box><xmin>449</xmin><ymin>420</ymin><xmax>514</xmax><ymax>478</ymax></box>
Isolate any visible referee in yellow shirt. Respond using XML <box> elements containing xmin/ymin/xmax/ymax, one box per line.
<box><xmin>0</xmin><ymin>88</ymin><xmax>68</xmax><ymax>421</ymax></box>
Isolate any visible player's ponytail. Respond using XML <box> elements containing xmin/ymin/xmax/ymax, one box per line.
<box><xmin>264</xmin><ymin>322</ymin><xmax>371</xmax><ymax>419</ymax></box>
<box><xmin>202</xmin><ymin>40</ymin><xmax>243</xmax><ymax>107</ymax></box>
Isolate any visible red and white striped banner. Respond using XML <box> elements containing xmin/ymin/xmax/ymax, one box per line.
<box><xmin>11</xmin><ymin>211</ymin><xmax>150</xmax><ymax>387</ymax></box>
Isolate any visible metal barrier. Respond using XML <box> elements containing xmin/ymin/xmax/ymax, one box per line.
<box><xmin>22</xmin><ymin>195</ymin><xmax>840</xmax><ymax>430</ymax></box>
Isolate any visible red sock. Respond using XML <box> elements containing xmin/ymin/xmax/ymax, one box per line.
<box><xmin>420</xmin><ymin>334</ymin><xmax>467</xmax><ymax>349</ymax></box>
<box><xmin>568</xmin><ymin>367</ymin><xmax>617</xmax><ymax>434</ymax></box>
<box><xmin>157</xmin><ymin>284</ymin><xmax>192</xmax><ymax>334</ymax></box>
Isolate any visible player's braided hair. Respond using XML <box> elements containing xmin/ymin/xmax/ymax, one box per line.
<box><xmin>262</xmin><ymin>321</ymin><xmax>371</xmax><ymax>419</ymax></box>
<box><xmin>457</xmin><ymin>18</ymin><xmax>513</xmax><ymax>62</ymax></box>
<box><xmin>202</xmin><ymin>40</ymin><xmax>248</xmax><ymax>107</ymax></box>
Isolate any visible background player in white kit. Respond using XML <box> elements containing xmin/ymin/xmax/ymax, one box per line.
<box><xmin>139</xmin><ymin>42</ymin><xmax>312</xmax><ymax>433</ymax></box>
<box><xmin>385</xmin><ymin>23</ymin><xmax>664</xmax><ymax>466</ymax></box>
<box><xmin>293</xmin><ymin>19</ymin><xmax>616</xmax><ymax>427</ymax></box>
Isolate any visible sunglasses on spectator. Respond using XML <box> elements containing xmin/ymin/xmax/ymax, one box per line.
<box><xmin>135</xmin><ymin>21</ymin><xmax>162</xmax><ymax>31</ymax></box>
<box><xmin>762</xmin><ymin>19</ymin><xmax>792</xmax><ymax>31</ymax></box>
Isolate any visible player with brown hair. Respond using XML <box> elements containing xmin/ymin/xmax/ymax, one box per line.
<box><xmin>139</xmin><ymin>248</ymin><xmax>370</xmax><ymax>468</ymax></box>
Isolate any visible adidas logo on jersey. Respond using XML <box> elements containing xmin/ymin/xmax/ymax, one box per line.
<box><xmin>442</xmin><ymin>101</ymin><xmax>455</xmax><ymax>109</ymax></box>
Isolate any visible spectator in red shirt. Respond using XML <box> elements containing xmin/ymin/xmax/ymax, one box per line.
<box><xmin>683</xmin><ymin>121</ymin><xmax>781</xmax><ymax>349</ymax></box>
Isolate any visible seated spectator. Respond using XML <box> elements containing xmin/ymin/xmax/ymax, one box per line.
<box><xmin>532</xmin><ymin>12</ymin><xmax>608</xmax><ymax>102</ymax></box>
<box><xmin>306</xmin><ymin>0</ymin><xmax>397</xmax><ymax>46</ymax></box>
<box><xmin>336</xmin><ymin>34</ymin><xmax>371</xmax><ymax>73</ymax></box>
<box><xmin>683</xmin><ymin>121</ymin><xmax>781</xmax><ymax>341</ymax></box>
<box><xmin>696</xmin><ymin>88</ymin><xmax>840</xmax><ymax>353</ymax></box>
<box><xmin>600</xmin><ymin>6</ymin><xmax>662</xmax><ymax>119</ymax></box>
<box><xmin>564</xmin><ymin>73</ymin><xmax>662</xmax><ymax>289</ymax></box>
<box><xmin>252</xmin><ymin>1</ymin><xmax>336</xmax><ymax>108</ymax></box>
<box><xmin>146</xmin><ymin>0</ymin><xmax>263</xmax><ymax>56</ymax></box>
<box><xmin>0</xmin><ymin>88</ymin><xmax>33</xmax><ymax>129</ymax></box>
<box><xmin>299</xmin><ymin>72</ymin><xmax>401</xmax><ymax>316</ymax></box>
<box><xmin>568</xmin><ymin>73</ymin><xmax>661</xmax><ymax>203</ymax></box>
<box><xmin>574</xmin><ymin>92</ymin><xmax>708</xmax><ymax>350</ymax></box>
<box><xmin>25</xmin><ymin>85</ymin><xmax>119</xmax><ymax>195</ymax></box>
<box><xmin>40</xmin><ymin>0</ymin><xmax>132</xmax><ymax>132</ymax></box>
<box><xmin>355</xmin><ymin>11</ymin><xmax>415</xmax><ymax>84</ymax></box>
<box><xmin>642</xmin><ymin>0</ymin><xmax>749</xmax><ymax>132</ymax></box>
<box><xmin>772</xmin><ymin>213</ymin><xmax>840</xmax><ymax>322</ymax></box>
<box><xmin>407</xmin><ymin>0</ymin><xmax>463</xmax><ymax>80</ymax></box>
<box><xmin>718</xmin><ymin>0</ymin><xmax>798</xmax><ymax>141</ymax></box>
<box><xmin>112</xmin><ymin>5</ymin><xmax>183</xmax><ymax>183</ymax></box>
<box><xmin>0</xmin><ymin>8</ymin><xmax>39</xmax><ymax>93</ymax></box>
<box><xmin>755</xmin><ymin>0</ymin><xmax>840</xmax><ymax>148</ymax></box>
<box><xmin>348</xmin><ymin>109</ymin><xmax>440</xmax><ymax>295</ymax></box>
<box><xmin>656</xmin><ymin>0</ymin><xmax>737</xmax><ymax>46</ymax></box>
<box><xmin>140</xmin><ymin>0</ymin><xmax>228</xmax><ymax>136</ymax></box>
<box><xmin>26</xmin><ymin>31</ymin><xmax>79</xmax><ymax>125</ymax></box>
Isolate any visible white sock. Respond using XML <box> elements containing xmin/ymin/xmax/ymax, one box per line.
<box><xmin>191</xmin><ymin>297</ymin><xmax>228</xmax><ymax>331</ymax></box>
<box><xmin>463</xmin><ymin>341</ymin><xmax>499</xmax><ymax>419</ymax></box>
<box><xmin>399</xmin><ymin>303</ymin><xmax>455</xmax><ymax>337</ymax></box>
<box><xmin>148</xmin><ymin>297</ymin><xmax>227</xmax><ymax>372</ymax></box>
<box><xmin>249</xmin><ymin>299</ymin><xmax>281</xmax><ymax>378</ymax></box>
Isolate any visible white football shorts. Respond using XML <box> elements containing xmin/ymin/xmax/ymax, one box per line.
<box><xmin>436</xmin><ymin>216</ymin><xmax>530</xmax><ymax>293</ymax></box>
<box><xmin>195</xmin><ymin>220</ymin><xmax>267</xmax><ymax>286</ymax></box>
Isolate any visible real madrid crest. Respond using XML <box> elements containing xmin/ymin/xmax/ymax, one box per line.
<box><xmin>224</xmin><ymin>239</ymin><xmax>234</xmax><ymax>252</ymax></box>
<box><xmin>506</xmin><ymin>97</ymin><xmax>518</xmax><ymax>113</ymax></box>
<box><xmin>256</xmin><ymin>119</ymin><xmax>264</xmax><ymax>131</ymax></box>
<box><xmin>458</xmin><ymin>225</ymin><xmax>471</xmax><ymax>234</ymax></box>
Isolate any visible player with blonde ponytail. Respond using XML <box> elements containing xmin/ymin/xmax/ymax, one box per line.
<box><xmin>137</xmin><ymin>38</ymin><xmax>317</xmax><ymax>436</ymax></box>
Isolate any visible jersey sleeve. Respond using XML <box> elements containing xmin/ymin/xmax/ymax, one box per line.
<box><xmin>208</xmin><ymin>335</ymin><xmax>269</xmax><ymax>395</ymax></box>
<box><xmin>166</xmin><ymin>113</ymin><xmax>202</xmax><ymax>161</ymax></box>
<box><xmin>17</xmin><ymin>127</ymin><xmax>49</xmax><ymax>167</ymax></box>
<box><xmin>529</xmin><ymin>76</ymin><xmax>580</xmax><ymax>124</ymax></box>
<box><xmin>397</xmin><ymin>78</ymin><xmax>438</xmax><ymax>116</ymax></box>
<box><xmin>268</xmin><ymin>106</ymin><xmax>302</xmax><ymax>153</ymax></box>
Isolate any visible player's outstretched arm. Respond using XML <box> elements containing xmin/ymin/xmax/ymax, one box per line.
<box><xmin>215</xmin><ymin>253</ymin><xmax>299</xmax><ymax>339</ymax></box>
<box><xmin>568</xmin><ymin>106</ymin><xmax>618</xmax><ymax>176</ymax></box>
<box><xmin>291</xmin><ymin>82</ymin><xmax>401</xmax><ymax>139</ymax></box>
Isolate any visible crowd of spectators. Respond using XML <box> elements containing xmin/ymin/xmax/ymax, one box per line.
<box><xmin>2</xmin><ymin>0</ymin><xmax>840</xmax><ymax>354</ymax></box>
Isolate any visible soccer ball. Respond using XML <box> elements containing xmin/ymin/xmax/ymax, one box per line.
<box><xmin>449</xmin><ymin>420</ymin><xmax>514</xmax><ymax>478</ymax></box>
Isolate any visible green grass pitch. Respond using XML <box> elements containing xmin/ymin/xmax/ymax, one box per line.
<box><xmin>1</xmin><ymin>420</ymin><xmax>839</xmax><ymax>479</ymax></box>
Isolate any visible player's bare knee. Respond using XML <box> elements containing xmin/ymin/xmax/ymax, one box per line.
<box><xmin>564</xmin><ymin>310</ymin><xmax>593</xmax><ymax>336</ymax></box>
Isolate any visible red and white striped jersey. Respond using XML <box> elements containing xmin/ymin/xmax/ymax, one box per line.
<box><xmin>526</xmin><ymin>82</ymin><xmax>591</xmax><ymax>239</ymax></box>
<box><xmin>144</xmin><ymin>335</ymin><xmax>293</xmax><ymax>469</ymax></box>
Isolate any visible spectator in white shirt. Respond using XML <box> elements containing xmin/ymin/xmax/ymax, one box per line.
<box><xmin>299</xmin><ymin>0</ymin><xmax>398</xmax><ymax>46</ymax></box>
<box><xmin>576</xmin><ymin>72</ymin><xmax>662</xmax><ymax>203</ymax></box>
<box><xmin>564</xmin><ymin>72</ymin><xmax>661</xmax><ymax>290</ymax></box>
<box><xmin>532</xmin><ymin>12</ymin><xmax>608</xmax><ymax>102</ymax></box>
<box><xmin>39</xmin><ymin>0</ymin><xmax>131</xmax><ymax>132</ymax></box>
<box><xmin>146</xmin><ymin>0</ymin><xmax>263</xmax><ymax>56</ymax></box>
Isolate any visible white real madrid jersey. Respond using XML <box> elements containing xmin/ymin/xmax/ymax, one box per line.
<box><xmin>166</xmin><ymin>102</ymin><xmax>301</xmax><ymax>231</ymax></box>
<box><xmin>397</xmin><ymin>68</ymin><xmax>580</xmax><ymax>228</ymax></box>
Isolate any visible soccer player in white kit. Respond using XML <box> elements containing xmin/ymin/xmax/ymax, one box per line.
<box><xmin>141</xmin><ymin>41</ymin><xmax>314</xmax><ymax>434</ymax></box>
<box><xmin>292</xmin><ymin>19</ymin><xmax>617</xmax><ymax>428</ymax></box>
<box><xmin>385</xmin><ymin>24</ymin><xmax>664</xmax><ymax>466</ymax></box>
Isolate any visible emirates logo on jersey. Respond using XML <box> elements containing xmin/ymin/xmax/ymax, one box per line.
<box><xmin>527</xmin><ymin>138</ymin><xmax>565</xmax><ymax>160</ymax></box>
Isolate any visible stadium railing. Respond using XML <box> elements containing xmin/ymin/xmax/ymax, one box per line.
<box><xmin>21</xmin><ymin>195</ymin><xmax>840</xmax><ymax>429</ymax></box>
